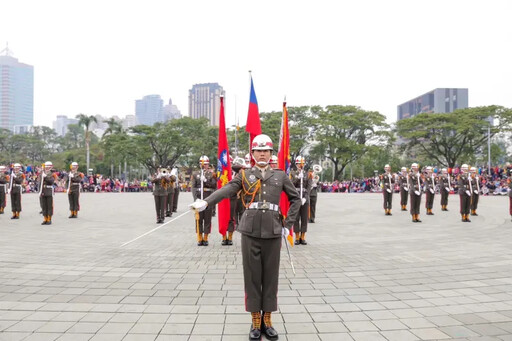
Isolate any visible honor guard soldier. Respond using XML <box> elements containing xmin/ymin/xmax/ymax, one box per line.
<box><xmin>408</xmin><ymin>163</ymin><xmax>423</xmax><ymax>222</ymax></box>
<box><xmin>165</xmin><ymin>169</ymin><xmax>177</xmax><ymax>217</ymax></box>
<box><xmin>380</xmin><ymin>164</ymin><xmax>395</xmax><ymax>215</ymax></box>
<box><xmin>39</xmin><ymin>161</ymin><xmax>58</xmax><ymax>225</ymax></box>
<box><xmin>9</xmin><ymin>163</ymin><xmax>25</xmax><ymax>219</ymax></box>
<box><xmin>223</xmin><ymin>157</ymin><xmax>246</xmax><ymax>245</ymax></box>
<box><xmin>190</xmin><ymin>134</ymin><xmax>300</xmax><ymax>341</ymax></box>
<box><xmin>244</xmin><ymin>153</ymin><xmax>252</xmax><ymax>169</ymax></box>
<box><xmin>439</xmin><ymin>168</ymin><xmax>452</xmax><ymax>211</ymax></box>
<box><xmin>291</xmin><ymin>155</ymin><xmax>311</xmax><ymax>245</ymax></box>
<box><xmin>508</xmin><ymin>175</ymin><xmax>512</xmax><ymax>222</ymax></box>
<box><xmin>66</xmin><ymin>162</ymin><xmax>84</xmax><ymax>218</ymax></box>
<box><xmin>151</xmin><ymin>167</ymin><xmax>170</xmax><ymax>224</ymax></box>
<box><xmin>0</xmin><ymin>165</ymin><xmax>8</xmax><ymax>214</ymax></box>
<box><xmin>191</xmin><ymin>156</ymin><xmax>217</xmax><ymax>246</ymax></box>
<box><xmin>424</xmin><ymin>166</ymin><xmax>436</xmax><ymax>215</ymax></box>
<box><xmin>470</xmin><ymin>167</ymin><xmax>481</xmax><ymax>216</ymax></box>
<box><xmin>309</xmin><ymin>168</ymin><xmax>319</xmax><ymax>223</ymax></box>
<box><xmin>171</xmin><ymin>168</ymin><xmax>181</xmax><ymax>212</ymax></box>
<box><xmin>398</xmin><ymin>167</ymin><xmax>409</xmax><ymax>211</ymax></box>
<box><xmin>458</xmin><ymin>164</ymin><xmax>472</xmax><ymax>222</ymax></box>
<box><xmin>269</xmin><ymin>155</ymin><xmax>278</xmax><ymax>169</ymax></box>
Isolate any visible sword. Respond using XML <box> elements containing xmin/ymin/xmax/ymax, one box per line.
<box><xmin>283</xmin><ymin>235</ymin><xmax>296</xmax><ymax>275</ymax></box>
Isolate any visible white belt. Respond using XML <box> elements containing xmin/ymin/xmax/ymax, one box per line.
<box><xmin>248</xmin><ymin>202</ymin><xmax>279</xmax><ymax>212</ymax></box>
<box><xmin>44</xmin><ymin>186</ymin><xmax>53</xmax><ymax>188</ymax></box>
<box><xmin>14</xmin><ymin>184</ymin><xmax>22</xmax><ymax>187</ymax></box>
<box><xmin>196</xmin><ymin>188</ymin><xmax>213</xmax><ymax>192</ymax></box>
<box><xmin>71</xmin><ymin>183</ymin><xmax>80</xmax><ymax>186</ymax></box>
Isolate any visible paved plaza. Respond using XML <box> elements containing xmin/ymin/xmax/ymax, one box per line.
<box><xmin>1</xmin><ymin>192</ymin><xmax>512</xmax><ymax>340</ymax></box>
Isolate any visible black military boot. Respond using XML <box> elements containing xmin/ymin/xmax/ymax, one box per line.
<box><xmin>221</xmin><ymin>237</ymin><xmax>228</xmax><ymax>246</ymax></box>
<box><xmin>261</xmin><ymin>312</ymin><xmax>278</xmax><ymax>340</ymax></box>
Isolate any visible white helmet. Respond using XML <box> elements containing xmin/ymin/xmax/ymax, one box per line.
<box><xmin>441</xmin><ymin>168</ymin><xmax>447</xmax><ymax>173</ymax></box>
<box><xmin>461</xmin><ymin>164</ymin><xmax>469</xmax><ymax>170</ymax></box>
<box><xmin>401</xmin><ymin>167</ymin><xmax>407</xmax><ymax>172</ymax></box>
<box><xmin>45</xmin><ymin>161</ymin><xmax>53</xmax><ymax>167</ymax></box>
<box><xmin>470</xmin><ymin>166</ymin><xmax>477</xmax><ymax>172</ymax></box>
<box><xmin>411</xmin><ymin>163</ymin><xmax>418</xmax><ymax>170</ymax></box>
<box><xmin>0</xmin><ymin>165</ymin><xmax>5</xmax><ymax>171</ymax></box>
<box><xmin>71</xmin><ymin>162</ymin><xmax>78</xmax><ymax>166</ymax></box>
<box><xmin>199</xmin><ymin>155</ymin><xmax>209</xmax><ymax>165</ymax></box>
<box><xmin>384</xmin><ymin>164</ymin><xmax>391</xmax><ymax>170</ymax></box>
<box><xmin>244</xmin><ymin>153</ymin><xmax>251</xmax><ymax>163</ymax></box>
<box><xmin>295</xmin><ymin>156</ymin><xmax>305</xmax><ymax>165</ymax></box>
<box><xmin>251</xmin><ymin>134</ymin><xmax>273</xmax><ymax>151</ymax></box>
<box><xmin>426</xmin><ymin>166</ymin><xmax>432</xmax><ymax>171</ymax></box>
<box><xmin>269</xmin><ymin>155</ymin><xmax>278</xmax><ymax>165</ymax></box>
<box><xmin>14</xmin><ymin>163</ymin><xmax>21</xmax><ymax>168</ymax></box>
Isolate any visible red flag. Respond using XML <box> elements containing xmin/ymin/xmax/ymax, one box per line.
<box><xmin>216</xmin><ymin>96</ymin><xmax>232</xmax><ymax>236</ymax></box>
<box><xmin>278</xmin><ymin>100</ymin><xmax>293</xmax><ymax>246</ymax></box>
<box><xmin>245</xmin><ymin>75</ymin><xmax>262</xmax><ymax>151</ymax></box>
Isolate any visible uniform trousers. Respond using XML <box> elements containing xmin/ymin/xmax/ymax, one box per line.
<box><xmin>409</xmin><ymin>192</ymin><xmax>421</xmax><ymax>215</ymax></box>
<box><xmin>166</xmin><ymin>191</ymin><xmax>174</xmax><ymax>215</ymax></box>
<box><xmin>400</xmin><ymin>189</ymin><xmax>408</xmax><ymax>206</ymax></box>
<box><xmin>11</xmin><ymin>193</ymin><xmax>21</xmax><ymax>212</ymax></box>
<box><xmin>227</xmin><ymin>196</ymin><xmax>237</xmax><ymax>233</ymax></box>
<box><xmin>383</xmin><ymin>190</ymin><xmax>392</xmax><ymax>209</ymax></box>
<box><xmin>241</xmin><ymin>234</ymin><xmax>281</xmax><ymax>312</ymax></box>
<box><xmin>309</xmin><ymin>195</ymin><xmax>317</xmax><ymax>221</ymax></box>
<box><xmin>172</xmin><ymin>189</ymin><xmax>179</xmax><ymax>211</ymax></box>
<box><xmin>440</xmin><ymin>188</ymin><xmax>449</xmax><ymax>206</ymax></box>
<box><xmin>68</xmin><ymin>192</ymin><xmax>80</xmax><ymax>211</ymax></box>
<box><xmin>0</xmin><ymin>191</ymin><xmax>6</xmax><ymax>208</ymax></box>
<box><xmin>295</xmin><ymin>202</ymin><xmax>309</xmax><ymax>233</ymax></box>
<box><xmin>41</xmin><ymin>195</ymin><xmax>54</xmax><ymax>216</ymax></box>
<box><xmin>470</xmin><ymin>193</ymin><xmax>479</xmax><ymax>211</ymax></box>
<box><xmin>459</xmin><ymin>194</ymin><xmax>471</xmax><ymax>214</ymax></box>
<box><xmin>154</xmin><ymin>195</ymin><xmax>167</xmax><ymax>220</ymax></box>
<box><xmin>425</xmin><ymin>191</ymin><xmax>435</xmax><ymax>209</ymax></box>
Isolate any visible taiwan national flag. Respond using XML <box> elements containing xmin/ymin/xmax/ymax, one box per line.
<box><xmin>278</xmin><ymin>100</ymin><xmax>293</xmax><ymax>246</ymax></box>
<box><xmin>245</xmin><ymin>75</ymin><xmax>262</xmax><ymax>152</ymax></box>
<box><xmin>216</xmin><ymin>96</ymin><xmax>232</xmax><ymax>236</ymax></box>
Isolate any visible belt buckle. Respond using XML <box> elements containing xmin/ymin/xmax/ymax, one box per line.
<box><xmin>260</xmin><ymin>202</ymin><xmax>269</xmax><ymax>210</ymax></box>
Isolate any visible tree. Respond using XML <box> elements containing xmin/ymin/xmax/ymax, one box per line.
<box><xmin>310</xmin><ymin>105</ymin><xmax>390</xmax><ymax>180</ymax></box>
<box><xmin>76</xmin><ymin>113</ymin><xmax>98</xmax><ymax>174</ymax></box>
<box><xmin>102</xmin><ymin>118</ymin><xmax>123</xmax><ymax>137</ymax></box>
<box><xmin>395</xmin><ymin>106</ymin><xmax>512</xmax><ymax>168</ymax></box>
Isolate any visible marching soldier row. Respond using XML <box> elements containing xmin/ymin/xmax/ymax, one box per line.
<box><xmin>381</xmin><ymin>163</ymin><xmax>483</xmax><ymax>222</ymax></box>
<box><xmin>0</xmin><ymin>162</ymin><xmax>84</xmax><ymax>223</ymax></box>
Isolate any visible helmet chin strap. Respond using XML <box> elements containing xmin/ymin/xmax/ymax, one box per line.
<box><xmin>256</xmin><ymin>161</ymin><xmax>268</xmax><ymax>167</ymax></box>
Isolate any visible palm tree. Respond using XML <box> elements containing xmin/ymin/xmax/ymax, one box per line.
<box><xmin>76</xmin><ymin>114</ymin><xmax>98</xmax><ymax>175</ymax></box>
<box><xmin>102</xmin><ymin>118</ymin><xmax>123</xmax><ymax>138</ymax></box>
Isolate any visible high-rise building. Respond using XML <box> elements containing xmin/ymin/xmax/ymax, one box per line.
<box><xmin>122</xmin><ymin>114</ymin><xmax>137</xmax><ymax>129</ymax></box>
<box><xmin>162</xmin><ymin>98</ymin><xmax>182</xmax><ymax>121</ymax></box>
<box><xmin>188</xmin><ymin>83</ymin><xmax>225</xmax><ymax>126</ymax></box>
<box><xmin>397</xmin><ymin>88</ymin><xmax>468</xmax><ymax>121</ymax></box>
<box><xmin>0</xmin><ymin>45</ymin><xmax>34</xmax><ymax>131</ymax></box>
<box><xmin>135</xmin><ymin>95</ymin><xmax>164</xmax><ymax>126</ymax></box>
<box><xmin>53</xmin><ymin>115</ymin><xmax>78</xmax><ymax>136</ymax></box>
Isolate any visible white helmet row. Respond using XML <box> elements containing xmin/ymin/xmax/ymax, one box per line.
<box><xmin>269</xmin><ymin>155</ymin><xmax>278</xmax><ymax>165</ymax></box>
<box><xmin>295</xmin><ymin>156</ymin><xmax>305</xmax><ymax>165</ymax></box>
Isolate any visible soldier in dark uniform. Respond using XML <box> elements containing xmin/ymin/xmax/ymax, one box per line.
<box><xmin>9</xmin><ymin>163</ymin><xmax>25</xmax><ymax>219</ymax></box>
<box><xmin>470</xmin><ymin>167</ymin><xmax>481</xmax><ymax>216</ymax></box>
<box><xmin>309</xmin><ymin>169</ymin><xmax>318</xmax><ymax>223</ymax></box>
<box><xmin>508</xmin><ymin>175</ymin><xmax>512</xmax><ymax>222</ymax></box>
<box><xmin>171</xmin><ymin>168</ymin><xmax>181</xmax><ymax>212</ymax></box>
<box><xmin>458</xmin><ymin>164</ymin><xmax>472</xmax><ymax>222</ymax></box>
<box><xmin>151</xmin><ymin>167</ymin><xmax>170</xmax><ymax>224</ymax></box>
<box><xmin>408</xmin><ymin>163</ymin><xmax>423</xmax><ymax>222</ymax></box>
<box><xmin>398</xmin><ymin>167</ymin><xmax>409</xmax><ymax>211</ymax></box>
<box><xmin>0</xmin><ymin>165</ymin><xmax>8</xmax><ymax>214</ymax></box>
<box><xmin>39</xmin><ymin>161</ymin><xmax>58</xmax><ymax>225</ymax></box>
<box><xmin>66</xmin><ymin>162</ymin><xmax>84</xmax><ymax>218</ymax></box>
<box><xmin>424</xmin><ymin>166</ymin><xmax>436</xmax><ymax>215</ymax></box>
<box><xmin>290</xmin><ymin>155</ymin><xmax>311</xmax><ymax>245</ymax></box>
<box><xmin>438</xmin><ymin>168</ymin><xmax>452</xmax><ymax>211</ymax></box>
<box><xmin>190</xmin><ymin>134</ymin><xmax>300</xmax><ymax>341</ymax></box>
<box><xmin>223</xmin><ymin>157</ymin><xmax>246</xmax><ymax>246</ymax></box>
<box><xmin>379</xmin><ymin>164</ymin><xmax>395</xmax><ymax>215</ymax></box>
<box><xmin>191</xmin><ymin>156</ymin><xmax>217</xmax><ymax>246</ymax></box>
<box><xmin>165</xmin><ymin>169</ymin><xmax>177</xmax><ymax>217</ymax></box>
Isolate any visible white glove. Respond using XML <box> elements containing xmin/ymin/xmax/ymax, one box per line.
<box><xmin>69</xmin><ymin>173</ymin><xmax>74</xmax><ymax>178</ymax></box>
<box><xmin>201</xmin><ymin>175</ymin><xmax>206</xmax><ymax>182</ymax></box>
<box><xmin>282</xmin><ymin>227</ymin><xmax>290</xmax><ymax>238</ymax></box>
<box><xmin>301</xmin><ymin>198</ymin><xmax>306</xmax><ymax>205</ymax></box>
<box><xmin>465</xmin><ymin>190</ymin><xmax>471</xmax><ymax>196</ymax></box>
<box><xmin>429</xmin><ymin>188</ymin><xmax>434</xmax><ymax>194</ymax></box>
<box><xmin>414</xmin><ymin>190</ymin><xmax>420</xmax><ymax>195</ymax></box>
<box><xmin>189</xmin><ymin>199</ymin><xmax>208</xmax><ymax>212</ymax></box>
<box><xmin>474</xmin><ymin>190</ymin><xmax>479</xmax><ymax>194</ymax></box>
<box><xmin>386</xmin><ymin>189</ymin><xmax>392</xmax><ymax>193</ymax></box>
<box><xmin>404</xmin><ymin>187</ymin><xmax>409</xmax><ymax>192</ymax></box>
<box><xmin>445</xmin><ymin>187</ymin><xmax>450</xmax><ymax>192</ymax></box>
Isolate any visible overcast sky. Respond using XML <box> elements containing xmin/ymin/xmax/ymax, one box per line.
<box><xmin>1</xmin><ymin>0</ymin><xmax>511</xmax><ymax>129</ymax></box>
